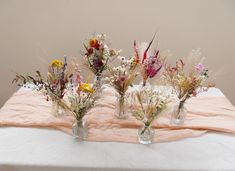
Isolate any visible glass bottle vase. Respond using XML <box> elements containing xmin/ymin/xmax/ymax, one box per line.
<box><xmin>72</xmin><ymin>119</ymin><xmax>88</xmax><ymax>140</ymax></box>
<box><xmin>92</xmin><ymin>75</ymin><xmax>103</xmax><ymax>97</ymax></box>
<box><xmin>93</xmin><ymin>75</ymin><xmax>102</xmax><ymax>89</ymax></box>
<box><xmin>115</xmin><ymin>93</ymin><xmax>128</xmax><ymax>119</ymax></box>
<box><xmin>138</xmin><ymin>125</ymin><xmax>155</xmax><ymax>144</ymax></box>
<box><xmin>171</xmin><ymin>101</ymin><xmax>187</xmax><ymax>125</ymax></box>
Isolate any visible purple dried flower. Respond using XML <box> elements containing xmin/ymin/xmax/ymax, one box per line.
<box><xmin>93</xmin><ymin>58</ymin><xmax>103</xmax><ymax>69</ymax></box>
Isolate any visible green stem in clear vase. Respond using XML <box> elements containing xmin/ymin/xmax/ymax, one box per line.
<box><xmin>138</xmin><ymin>110</ymin><xmax>159</xmax><ymax>144</ymax></box>
<box><xmin>141</xmin><ymin>114</ymin><xmax>154</xmax><ymax>135</ymax></box>
<box><xmin>92</xmin><ymin>73</ymin><xmax>103</xmax><ymax>99</ymax></box>
<box><xmin>171</xmin><ymin>95</ymin><xmax>189</xmax><ymax>125</ymax></box>
<box><xmin>115</xmin><ymin>93</ymin><xmax>128</xmax><ymax>119</ymax></box>
<box><xmin>177</xmin><ymin>100</ymin><xmax>185</xmax><ymax>118</ymax></box>
<box><xmin>140</xmin><ymin>123</ymin><xmax>149</xmax><ymax>135</ymax></box>
<box><xmin>119</xmin><ymin>94</ymin><xmax>124</xmax><ymax>110</ymax></box>
<box><xmin>93</xmin><ymin>74</ymin><xmax>102</xmax><ymax>90</ymax></box>
<box><xmin>138</xmin><ymin>121</ymin><xmax>155</xmax><ymax>144</ymax></box>
<box><xmin>72</xmin><ymin>118</ymin><xmax>88</xmax><ymax>140</ymax></box>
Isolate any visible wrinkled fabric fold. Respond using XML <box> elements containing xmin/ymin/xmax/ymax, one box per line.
<box><xmin>0</xmin><ymin>87</ymin><xmax>235</xmax><ymax>143</ymax></box>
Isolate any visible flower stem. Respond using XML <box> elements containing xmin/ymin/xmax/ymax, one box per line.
<box><xmin>118</xmin><ymin>94</ymin><xmax>125</xmax><ymax>116</ymax></box>
<box><xmin>143</xmin><ymin>79</ymin><xmax>146</xmax><ymax>87</ymax></box>
<box><xmin>176</xmin><ymin>96</ymin><xmax>188</xmax><ymax>119</ymax></box>
<box><xmin>141</xmin><ymin>123</ymin><xmax>150</xmax><ymax>135</ymax></box>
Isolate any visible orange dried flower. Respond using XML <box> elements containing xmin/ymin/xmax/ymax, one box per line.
<box><xmin>89</xmin><ymin>38</ymin><xmax>99</xmax><ymax>48</ymax></box>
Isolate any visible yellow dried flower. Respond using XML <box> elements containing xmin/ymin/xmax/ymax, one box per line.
<box><xmin>51</xmin><ymin>59</ymin><xmax>63</xmax><ymax>69</ymax></box>
<box><xmin>78</xmin><ymin>83</ymin><xmax>94</xmax><ymax>94</ymax></box>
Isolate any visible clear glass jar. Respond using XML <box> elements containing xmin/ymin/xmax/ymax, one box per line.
<box><xmin>138</xmin><ymin>125</ymin><xmax>155</xmax><ymax>144</ymax></box>
<box><xmin>171</xmin><ymin>101</ymin><xmax>187</xmax><ymax>125</ymax></box>
<box><xmin>93</xmin><ymin>75</ymin><xmax>103</xmax><ymax>92</ymax></box>
<box><xmin>72</xmin><ymin>119</ymin><xmax>88</xmax><ymax>140</ymax></box>
<box><xmin>51</xmin><ymin>100</ymin><xmax>66</xmax><ymax>117</ymax></box>
<box><xmin>115</xmin><ymin>93</ymin><xmax>128</xmax><ymax>119</ymax></box>
<box><xmin>94</xmin><ymin>75</ymin><xmax>102</xmax><ymax>86</ymax></box>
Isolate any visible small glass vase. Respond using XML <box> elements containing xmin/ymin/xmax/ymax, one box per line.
<box><xmin>138</xmin><ymin>125</ymin><xmax>155</xmax><ymax>144</ymax></box>
<box><xmin>171</xmin><ymin>100</ymin><xmax>187</xmax><ymax>125</ymax></box>
<box><xmin>51</xmin><ymin>100</ymin><xmax>66</xmax><ymax>117</ymax></box>
<box><xmin>93</xmin><ymin>75</ymin><xmax>102</xmax><ymax>89</ymax></box>
<box><xmin>115</xmin><ymin>93</ymin><xmax>128</xmax><ymax>119</ymax></box>
<box><xmin>72</xmin><ymin>119</ymin><xmax>88</xmax><ymax>140</ymax></box>
<box><xmin>93</xmin><ymin>75</ymin><xmax>103</xmax><ymax>97</ymax></box>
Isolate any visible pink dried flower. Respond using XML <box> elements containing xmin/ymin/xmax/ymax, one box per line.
<box><xmin>134</xmin><ymin>34</ymin><xmax>162</xmax><ymax>86</ymax></box>
<box><xmin>146</xmin><ymin>65</ymin><xmax>162</xmax><ymax>78</ymax></box>
<box><xmin>195</xmin><ymin>63</ymin><xmax>205</xmax><ymax>73</ymax></box>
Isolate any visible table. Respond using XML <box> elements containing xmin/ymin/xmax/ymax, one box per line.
<box><xmin>0</xmin><ymin>88</ymin><xmax>235</xmax><ymax>171</ymax></box>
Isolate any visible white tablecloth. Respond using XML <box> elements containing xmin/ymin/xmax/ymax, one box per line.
<box><xmin>0</xmin><ymin>88</ymin><xmax>235</xmax><ymax>171</ymax></box>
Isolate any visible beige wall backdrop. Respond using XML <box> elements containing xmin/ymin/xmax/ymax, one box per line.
<box><xmin>0</xmin><ymin>0</ymin><xmax>235</xmax><ymax>107</ymax></box>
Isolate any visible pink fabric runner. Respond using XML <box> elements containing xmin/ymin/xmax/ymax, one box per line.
<box><xmin>0</xmin><ymin>87</ymin><xmax>235</xmax><ymax>143</ymax></box>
